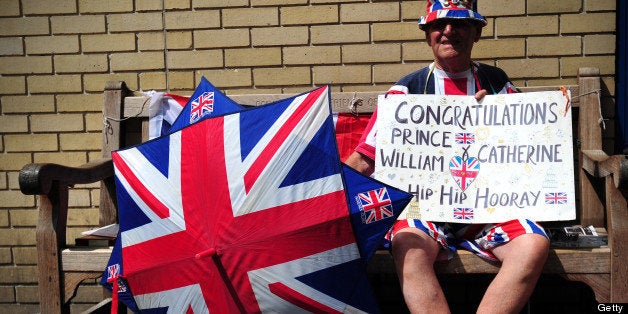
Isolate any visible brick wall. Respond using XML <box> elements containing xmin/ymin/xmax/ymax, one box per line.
<box><xmin>0</xmin><ymin>0</ymin><xmax>617</xmax><ymax>312</ymax></box>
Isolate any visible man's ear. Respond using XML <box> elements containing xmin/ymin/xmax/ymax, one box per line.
<box><xmin>425</xmin><ymin>30</ymin><xmax>432</xmax><ymax>46</ymax></box>
<box><xmin>474</xmin><ymin>26</ymin><xmax>482</xmax><ymax>42</ymax></box>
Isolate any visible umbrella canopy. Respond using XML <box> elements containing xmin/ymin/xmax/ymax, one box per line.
<box><xmin>103</xmin><ymin>84</ymin><xmax>412</xmax><ymax>313</ymax></box>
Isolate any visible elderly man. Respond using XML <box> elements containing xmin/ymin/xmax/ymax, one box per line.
<box><xmin>345</xmin><ymin>1</ymin><xmax>550</xmax><ymax>313</ymax></box>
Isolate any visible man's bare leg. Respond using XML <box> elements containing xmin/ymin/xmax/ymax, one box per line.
<box><xmin>392</xmin><ymin>229</ymin><xmax>450</xmax><ymax>314</ymax></box>
<box><xmin>476</xmin><ymin>234</ymin><xmax>549</xmax><ymax>313</ymax></box>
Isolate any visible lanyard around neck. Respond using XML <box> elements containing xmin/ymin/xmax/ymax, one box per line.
<box><xmin>424</xmin><ymin>62</ymin><xmax>482</xmax><ymax>95</ymax></box>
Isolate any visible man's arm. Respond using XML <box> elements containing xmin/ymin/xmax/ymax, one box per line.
<box><xmin>345</xmin><ymin>151</ymin><xmax>375</xmax><ymax>176</ymax></box>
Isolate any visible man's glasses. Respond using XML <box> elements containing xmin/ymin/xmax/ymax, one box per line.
<box><xmin>428</xmin><ymin>19</ymin><xmax>475</xmax><ymax>31</ymax></box>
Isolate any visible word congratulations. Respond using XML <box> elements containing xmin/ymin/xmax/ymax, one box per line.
<box><xmin>393</xmin><ymin>100</ymin><xmax>560</xmax><ymax>129</ymax></box>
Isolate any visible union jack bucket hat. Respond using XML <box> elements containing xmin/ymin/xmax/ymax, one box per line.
<box><xmin>418</xmin><ymin>0</ymin><xmax>488</xmax><ymax>30</ymax></box>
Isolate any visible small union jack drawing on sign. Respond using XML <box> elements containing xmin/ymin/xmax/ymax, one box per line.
<box><xmin>545</xmin><ymin>192</ymin><xmax>568</xmax><ymax>205</ymax></box>
<box><xmin>189</xmin><ymin>92</ymin><xmax>214</xmax><ymax>123</ymax></box>
<box><xmin>107</xmin><ymin>263</ymin><xmax>120</xmax><ymax>280</ymax></box>
<box><xmin>453</xmin><ymin>207</ymin><xmax>474</xmax><ymax>220</ymax></box>
<box><xmin>455</xmin><ymin>132</ymin><xmax>475</xmax><ymax>144</ymax></box>
<box><xmin>356</xmin><ymin>188</ymin><xmax>393</xmax><ymax>224</ymax></box>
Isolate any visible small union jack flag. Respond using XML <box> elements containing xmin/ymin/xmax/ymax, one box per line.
<box><xmin>453</xmin><ymin>207</ymin><xmax>474</xmax><ymax>220</ymax></box>
<box><xmin>189</xmin><ymin>91</ymin><xmax>214</xmax><ymax>123</ymax></box>
<box><xmin>545</xmin><ymin>192</ymin><xmax>568</xmax><ymax>205</ymax></box>
<box><xmin>107</xmin><ymin>263</ymin><xmax>120</xmax><ymax>280</ymax></box>
<box><xmin>455</xmin><ymin>133</ymin><xmax>475</xmax><ymax>144</ymax></box>
<box><xmin>356</xmin><ymin>188</ymin><xmax>393</xmax><ymax>224</ymax></box>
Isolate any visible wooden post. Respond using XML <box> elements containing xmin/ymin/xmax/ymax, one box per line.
<box><xmin>577</xmin><ymin>67</ymin><xmax>606</xmax><ymax>227</ymax></box>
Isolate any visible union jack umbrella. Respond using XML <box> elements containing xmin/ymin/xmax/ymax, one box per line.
<box><xmin>102</xmin><ymin>84</ymin><xmax>412</xmax><ymax>313</ymax></box>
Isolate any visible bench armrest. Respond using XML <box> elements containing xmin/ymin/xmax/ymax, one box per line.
<box><xmin>19</xmin><ymin>158</ymin><xmax>114</xmax><ymax>195</ymax></box>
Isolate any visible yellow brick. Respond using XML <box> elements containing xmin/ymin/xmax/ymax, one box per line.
<box><xmin>561</xmin><ymin>55</ymin><xmax>615</xmax><ymax>77</ymax></box>
<box><xmin>584</xmin><ymin>35</ymin><xmax>615</xmax><ymax>55</ymax></box>
<box><xmin>83</xmin><ymin>73</ymin><xmax>139</xmax><ymax>92</ymax></box>
<box><xmin>85</xmin><ymin>113</ymin><xmax>103</xmax><ymax>131</ymax></box>
<box><xmin>25</xmin><ymin>35</ymin><xmax>79</xmax><ymax>54</ymax></box>
<box><xmin>0</xmin><ymin>173</ymin><xmax>6</xmax><ymax>189</ymax></box>
<box><xmin>82</xmin><ymin>33</ymin><xmax>135</xmax><ymax>52</ymax></box>
<box><xmin>374</xmin><ymin>63</ymin><xmax>423</xmax><ymax>84</ymax></box>
<box><xmin>477</xmin><ymin>0</ymin><xmax>525</xmax><ymax>17</ymax></box>
<box><xmin>23</xmin><ymin>0</ymin><xmax>76</xmax><ymax>14</ymax></box>
<box><xmin>165</xmin><ymin>0</ymin><xmax>192</xmax><ymax>9</ymax></box>
<box><xmin>110</xmin><ymin>51</ymin><xmax>164</xmax><ymax>71</ymax></box>
<box><xmin>0</xmin><ymin>37</ymin><xmax>23</xmax><ymax>55</ymax></box>
<box><xmin>0</xmin><ymin>210</ymin><xmax>8</xmax><ymax>226</ymax></box>
<box><xmin>196</xmin><ymin>69</ymin><xmax>252</xmax><ymax>88</ymax></box>
<box><xmin>34</xmin><ymin>152</ymin><xmax>87</xmax><ymax>166</ymax></box>
<box><xmin>343</xmin><ymin>44</ymin><xmax>401</xmax><ymax>63</ymax></box>
<box><xmin>57</xmin><ymin>94</ymin><xmax>102</xmax><ymax>112</ymax></box>
<box><xmin>280</xmin><ymin>5</ymin><xmax>338</xmax><ymax>25</ymax></box>
<box><xmin>497</xmin><ymin>58</ymin><xmax>559</xmax><ymax>79</ymax></box>
<box><xmin>2</xmin><ymin>95</ymin><xmax>55</xmax><ymax>113</ymax></box>
<box><xmin>373</xmin><ymin>22</ymin><xmax>422</xmax><ymax>42</ymax></box>
<box><xmin>0</xmin><ymin>17</ymin><xmax>49</xmax><ymax>36</ymax></box>
<box><xmin>585</xmin><ymin>0</ymin><xmax>615</xmax><ymax>12</ymax></box>
<box><xmin>0</xmin><ymin>266</ymin><xmax>37</xmax><ymax>283</ymax></box>
<box><xmin>0</xmin><ymin>190</ymin><xmax>35</xmax><ymax>208</ymax></box>
<box><xmin>54</xmin><ymin>54</ymin><xmax>108</xmax><ymax>73</ymax></box>
<box><xmin>108</xmin><ymin>12</ymin><xmax>163</xmax><ymax>32</ymax></box>
<box><xmin>340</xmin><ymin>3</ymin><xmax>399</xmax><ymax>23</ymax></box>
<box><xmin>497</xmin><ymin>16</ymin><xmax>558</xmax><ymax>36</ymax></box>
<box><xmin>139</xmin><ymin>71</ymin><xmax>194</xmax><ymax>90</ymax></box>
<box><xmin>195</xmin><ymin>29</ymin><xmax>250</xmax><ymax>48</ymax></box>
<box><xmin>0</xmin><ymin>248</ymin><xmax>11</xmax><ymax>265</ymax></box>
<box><xmin>165</xmin><ymin>10</ymin><xmax>220</xmax><ymax>30</ymax></box>
<box><xmin>15</xmin><ymin>285</ymin><xmax>38</xmax><ymax>303</ymax></box>
<box><xmin>194</xmin><ymin>0</ymin><xmax>249</xmax><ymax>8</ymax></box>
<box><xmin>527</xmin><ymin>36</ymin><xmax>581</xmax><ymax>57</ymax></box>
<box><xmin>30</xmin><ymin>114</ymin><xmax>85</xmax><ymax>132</ymax></box>
<box><xmin>402</xmin><ymin>42</ymin><xmax>434</xmax><ymax>62</ymax></box>
<box><xmin>165</xmin><ymin>31</ymin><xmax>193</xmax><ymax>49</ymax></box>
<box><xmin>51</xmin><ymin>15</ymin><xmax>106</xmax><ymax>34</ymax></box>
<box><xmin>251</xmin><ymin>26</ymin><xmax>308</xmax><ymax>46</ymax></box>
<box><xmin>527</xmin><ymin>0</ymin><xmax>581</xmax><ymax>14</ymax></box>
<box><xmin>401</xmin><ymin>1</ymin><xmax>421</xmax><ymax>20</ymax></box>
<box><xmin>225</xmin><ymin>48</ymin><xmax>281</xmax><ymax>67</ymax></box>
<box><xmin>0</xmin><ymin>76</ymin><xmax>25</xmax><ymax>94</ymax></box>
<box><xmin>5</xmin><ymin>134</ymin><xmax>58</xmax><ymax>152</ymax></box>
<box><xmin>0</xmin><ymin>56</ymin><xmax>52</xmax><ymax>74</ymax></box>
<box><xmin>222</xmin><ymin>7</ymin><xmax>278</xmax><ymax>27</ymax></box>
<box><xmin>311</xmin><ymin>24</ymin><xmax>370</xmax><ymax>44</ymax></box>
<box><xmin>0</xmin><ymin>0</ymin><xmax>20</xmax><ymax>17</ymax></box>
<box><xmin>0</xmin><ymin>229</ymin><xmax>35</xmax><ymax>247</ymax></box>
<box><xmin>252</xmin><ymin>0</ymin><xmax>304</xmax><ymax>6</ymax></box>
<box><xmin>253</xmin><ymin>67</ymin><xmax>310</xmax><ymax>86</ymax></box>
<box><xmin>79</xmin><ymin>0</ymin><xmax>134</xmax><ymax>13</ymax></box>
<box><xmin>28</xmin><ymin>75</ymin><xmax>83</xmax><ymax>93</ymax></box>
<box><xmin>561</xmin><ymin>13</ymin><xmax>616</xmax><ymax>34</ymax></box>
<box><xmin>472</xmin><ymin>38</ymin><xmax>525</xmax><ymax>59</ymax></box>
<box><xmin>9</xmin><ymin>209</ymin><xmax>37</xmax><ymax>227</ymax></box>
<box><xmin>0</xmin><ymin>153</ymin><xmax>32</xmax><ymax>171</ymax></box>
<box><xmin>167</xmin><ymin>50</ymin><xmax>223</xmax><ymax>69</ymax></box>
<box><xmin>283</xmin><ymin>46</ymin><xmax>340</xmax><ymax>65</ymax></box>
<box><xmin>8</xmin><ymin>172</ymin><xmax>20</xmax><ymax>189</ymax></box>
<box><xmin>59</xmin><ymin>132</ymin><xmax>102</xmax><ymax>151</ymax></box>
<box><xmin>313</xmin><ymin>65</ymin><xmax>371</xmax><ymax>85</ymax></box>
<box><xmin>136</xmin><ymin>31</ymin><xmax>192</xmax><ymax>50</ymax></box>
<box><xmin>0</xmin><ymin>115</ymin><xmax>28</xmax><ymax>133</ymax></box>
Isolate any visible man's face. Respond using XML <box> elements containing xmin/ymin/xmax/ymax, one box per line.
<box><xmin>425</xmin><ymin>19</ymin><xmax>482</xmax><ymax>71</ymax></box>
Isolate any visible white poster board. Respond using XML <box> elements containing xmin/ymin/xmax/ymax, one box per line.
<box><xmin>374</xmin><ymin>91</ymin><xmax>576</xmax><ymax>223</ymax></box>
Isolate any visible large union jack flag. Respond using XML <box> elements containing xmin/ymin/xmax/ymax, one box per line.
<box><xmin>103</xmin><ymin>84</ymin><xmax>412</xmax><ymax>313</ymax></box>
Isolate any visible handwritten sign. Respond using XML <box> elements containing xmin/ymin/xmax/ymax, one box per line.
<box><xmin>374</xmin><ymin>91</ymin><xmax>575</xmax><ymax>223</ymax></box>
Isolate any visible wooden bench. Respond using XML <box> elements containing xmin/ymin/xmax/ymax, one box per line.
<box><xmin>19</xmin><ymin>67</ymin><xmax>627</xmax><ymax>313</ymax></box>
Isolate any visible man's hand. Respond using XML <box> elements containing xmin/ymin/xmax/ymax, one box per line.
<box><xmin>475</xmin><ymin>89</ymin><xmax>488</xmax><ymax>100</ymax></box>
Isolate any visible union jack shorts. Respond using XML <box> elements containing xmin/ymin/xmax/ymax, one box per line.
<box><xmin>384</xmin><ymin>218</ymin><xmax>548</xmax><ymax>262</ymax></box>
